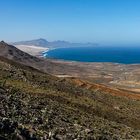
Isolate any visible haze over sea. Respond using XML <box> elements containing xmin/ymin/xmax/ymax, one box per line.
<box><xmin>46</xmin><ymin>46</ymin><xmax>140</xmax><ymax>64</ymax></box>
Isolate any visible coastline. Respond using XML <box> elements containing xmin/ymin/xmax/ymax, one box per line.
<box><xmin>41</xmin><ymin>48</ymin><xmax>56</xmax><ymax>57</ymax></box>
<box><xmin>15</xmin><ymin>45</ymin><xmax>140</xmax><ymax>65</ymax></box>
<box><xmin>15</xmin><ymin>45</ymin><xmax>50</xmax><ymax>57</ymax></box>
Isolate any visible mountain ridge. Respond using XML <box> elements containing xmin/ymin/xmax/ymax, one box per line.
<box><xmin>12</xmin><ymin>38</ymin><xmax>98</xmax><ymax>48</ymax></box>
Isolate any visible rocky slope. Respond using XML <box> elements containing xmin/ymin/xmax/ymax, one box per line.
<box><xmin>0</xmin><ymin>52</ymin><xmax>140</xmax><ymax>139</ymax></box>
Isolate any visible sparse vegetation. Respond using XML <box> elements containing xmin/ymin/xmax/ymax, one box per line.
<box><xmin>0</xmin><ymin>57</ymin><xmax>140</xmax><ymax>139</ymax></box>
<box><xmin>0</xmin><ymin>41</ymin><xmax>140</xmax><ymax>139</ymax></box>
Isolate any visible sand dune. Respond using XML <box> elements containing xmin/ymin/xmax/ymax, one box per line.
<box><xmin>15</xmin><ymin>45</ymin><xmax>49</xmax><ymax>56</ymax></box>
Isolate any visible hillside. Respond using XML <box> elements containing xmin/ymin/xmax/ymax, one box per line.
<box><xmin>5</xmin><ymin>40</ymin><xmax>140</xmax><ymax>94</ymax></box>
<box><xmin>0</xmin><ymin>41</ymin><xmax>43</xmax><ymax>65</ymax></box>
<box><xmin>0</xmin><ymin>42</ymin><xmax>140</xmax><ymax>139</ymax></box>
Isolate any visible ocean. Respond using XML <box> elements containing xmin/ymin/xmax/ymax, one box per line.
<box><xmin>46</xmin><ymin>46</ymin><xmax>140</xmax><ymax>64</ymax></box>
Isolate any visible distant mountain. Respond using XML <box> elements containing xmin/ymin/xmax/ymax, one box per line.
<box><xmin>13</xmin><ymin>38</ymin><xmax>98</xmax><ymax>48</ymax></box>
<box><xmin>13</xmin><ymin>38</ymin><xmax>49</xmax><ymax>47</ymax></box>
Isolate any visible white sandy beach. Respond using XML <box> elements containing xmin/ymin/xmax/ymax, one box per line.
<box><xmin>15</xmin><ymin>45</ymin><xmax>49</xmax><ymax>57</ymax></box>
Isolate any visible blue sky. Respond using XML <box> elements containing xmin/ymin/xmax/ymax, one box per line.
<box><xmin>1</xmin><ymin>0</ymin><xmax>140</xmax><ymax>45</ymax></box>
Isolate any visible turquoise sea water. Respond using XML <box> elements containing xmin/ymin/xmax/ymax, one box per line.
<box><xmin>46</xmin><ymin>46</ymin><xmax>140</xmax><ymax>64</ymax></box>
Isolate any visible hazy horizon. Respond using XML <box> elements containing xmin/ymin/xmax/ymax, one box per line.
<box><xmin>1</xmin><ymin>0</ymin><xmax>140</xmax><ymax>46</ymax></box>
<box><xmin>10</xmin><ymin>38</ymin><xmax>140</xmax><ymax>47</ymax></box>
